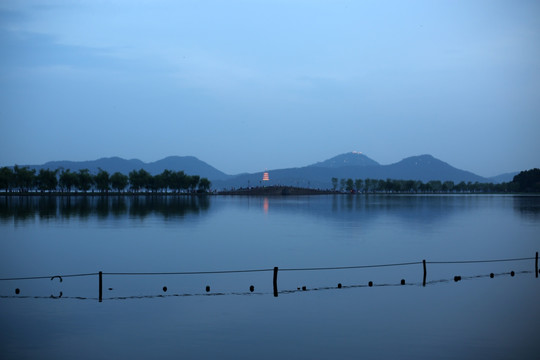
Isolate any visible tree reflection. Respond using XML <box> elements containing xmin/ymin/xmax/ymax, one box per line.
<box><xmin>0</xmin><ymin>195</ymin><xmax>211</xmax><ymax>221</ymax></box>
<box><xmin>513</xmin><ymin>196</ymin><xmax>540</xmax><ymax>220</ymax></box>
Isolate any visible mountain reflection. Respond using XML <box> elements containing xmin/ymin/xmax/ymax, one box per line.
<box><xmin>0</xmin><ymin>195</ymin><xmax>210</xmax><ymax>221</ymax></box>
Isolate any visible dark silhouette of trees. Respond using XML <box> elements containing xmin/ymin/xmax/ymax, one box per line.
<box><xmin>110</xmin><ymin>172</ymin><xmax>128</xmax><ymax>192</ymax></box>
<box><xmin>0</xmin><ymin>167</ymin><xmax>14</xmax><ymax>191</ymax></box>
<box><xmin>77</xmin><ymin>169</ymin><xmax>93</xmax><ymax>192</ymax></box>
<box><xmin>129</xmin><ymin>169</ymin><xmax>151</xmax><ymax>192</ymax></box>
<box><xmin>158</xmin><ymin>170</ymin><xmax>173</xmax><ymax>192</ymax></box>
<box><xmin>512</xmin><ymin>168</ymin><xmax>540</xmax><ymax>192</ymax></box>
<box><xmin>59</xmin><ymin>169</ymin><xmax>78</xmax><ymax>192</ymax></box>
<box><xmin>345</xmin><ymin>178</ymin><xmax>354</xmax><ymax>192</ymax></box>
<box><xmin>188</xmin><ymin>175</ymin><xmax>200</xmax><ymax>192</ymax></box>
<box><xmin>94</xmin><ymin>169</ymin><xmax>110</xmax><ymax>193</ymax></box>
<box><xmin>331</xmin><ymin>177</ymin><xmax>338</xmax><ymax>191</ymax></box>
<box><xmin>339</xmin><ymin>178</ymin><xmax>346</xmax><ymax>192</ymax></box>
<box><xmin>14</xmin><ymin>166</ymin><xmax>36</xmax><ymax>192</ymax></box>
<box><xmin>169</xmin><ymin>170</ymin><xmax>186</xmax><ymax>193</ymax></box>
<box><xmin>198</xmin><ymin>178</ymin><xmax>211</xmax><ymax>192</ymax></box>
<box><xmin>354</xmin><ymin>179</ymin><xmax>363</xmax><ymax>192</ymax></box>
<box><xmin>36</xmin><ymin>169</ymin><xmax>58</xmax><ymax>192</ymax></box>
<box><xmin>330</xmin><ymin>177</ymin><xmax>519</xmax><ymax>194</ymax></box>
<box><xmin>442</xmin><ymin>181</ymin><xmax>454</xmax><ymax>192</ymax></box>
<box><xmin>0</xmin><ymin>165</ymin><xmax>211</xmax><ymax>194</ymax></box>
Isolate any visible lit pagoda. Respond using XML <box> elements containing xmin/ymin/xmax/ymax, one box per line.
<box><xmin>262</xmin><ymin>171</ymin><xmax>270</xmax><ymax>181</ymax></box>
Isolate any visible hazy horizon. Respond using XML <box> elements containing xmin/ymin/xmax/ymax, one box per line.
<box><xmin>0</xmin><ymin>151</ymin><xmax>528</xmax><ymax>178</ymax></box>
<box><xmin>1</xmin><ymin>1</ymin><xmax>539</xmax><ymax>177</ymax></box>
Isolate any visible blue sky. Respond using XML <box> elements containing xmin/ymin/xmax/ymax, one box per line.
<box><xmin>1</xmin><ymin>0</ymin><xmax>539</xmax><ymax>176</ymax></box>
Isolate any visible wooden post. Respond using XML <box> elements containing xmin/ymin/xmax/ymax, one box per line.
<box><xmin>422</xmin><ymin>260</ymin><xmax>426</xmax><ymax>287</ymax></box>
<box><xmin>99</xmin><ymin>271</ymin><xmax>103</xmax><ymax>302</ymax></box>
<box><xmin>273</xmin><ymin>267</ymin><xmax>278</xmax><ymax>297</ymax></box>
<box><xmin>534</xmin><ymin>251</ymin><xmax>538</xmax><ymax>277</ymax></box>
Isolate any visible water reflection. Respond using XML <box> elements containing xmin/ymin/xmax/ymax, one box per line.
<box><xmin>0</xmin><ymin>195</ymin><xmax>210</xmax><ymax>222</ymax></box>
<box><xmin>513</xmin><ymin>195</ymin><xmax>540</xmax><ymax>220</ymax></box>
<box><xmin>1</xmin><ymin>194</ymin><xmax>538</xmax><ymax>224</ymax></box>
<box><xmin>263</xmin><ymin>197</ymin><xmax>269</xmax><ymax>214</ymax></box>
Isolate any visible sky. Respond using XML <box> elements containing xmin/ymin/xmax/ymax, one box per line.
<box><xmin>1</xmin><ymin>0</ymin><xmax>539</xmax><ymax>177</ymax></box>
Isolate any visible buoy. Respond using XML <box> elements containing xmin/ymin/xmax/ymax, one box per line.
<box><xmin>162</xmin><ymin>286</ymin><xmax>167</xmax><ymax>292</ymax></box>
<box><xmin>249</xmin><ymin>285</ymin><xmax>254</xmax><ymax>292</ymax></box>
<box><xmin>490</xmin><ymin>273</ymin><xmax>494</xmax><ymax>278</ymax></box>
<box><xmin>15</xmin><ymin>288</ymin><xmax>20</xmax><ymax>295</ymax></box>
<box><xmin>400</xmin><ymin>279</ymin><xmax>405</xmax><ymax>285</ymax></box>
<box><xmin>510</xmin><ymin>271</ymin><xmax>515</xmax><ymax>277</ymax></box>
<box><xmin>454</xmin><ymin>276</ymin><xmax>461</xmax><ymax>282</ymax></box>
<box><xmin>206</xmin><ymin>285</ymin><xmax>210</xmax><ymax>292</ymax></box>
<box><xmin>368</xmin><ymin>281</ymin><xmax>373</xmax><ymax>287</ymax></box>
<box><xmin>337</xmin><ymin>283</ymin><xmax>342</xmax><ymax>289</ymax></box>
<box><xmin>302</xmin><ymin>286</ymin><xmax>307</xmax><ymax>291</ymax></box>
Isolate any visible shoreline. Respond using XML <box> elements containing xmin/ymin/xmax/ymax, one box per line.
<box><xmin>0</xmin><ymin>185</ymin><xmax>535</xmax><ymax>197</ymax></box>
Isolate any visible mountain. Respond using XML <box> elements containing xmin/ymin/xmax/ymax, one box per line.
<box><xmin>488</xmin><ymin>172</ymin><xmax>519</xmax><ymax>184</ymax></box>
<box><xmin>25</xmin><ymin>156</ymin><xmax>231</xmax><ymax>181</ymax></box>
<box><xmin>213</xmin><ymin>153</ymin><xmax>488</xmax><ymax>190</ymax></box>
<box><xmin>142</xmin><ymin>156</ymin><xmax>230</xmax><ymax>180</ymax></box>
<box><xmin>309</xmin><ymin>152</ymin><xmax>380</xmax><ymax>168</ymax></box>
<box><xmin>382</xmin><ymin>154</ymin><xmax>485</xmax><ymax>183</ymax></box>
<box><xmin>14</xmin><ymin>152</ymin><xmax>515</xmax><ymax>190</ymax></box>
<box><xmin>36</xmin><ymin>157</ymin><xmax>145</xmax><ymax>176</ymax></box>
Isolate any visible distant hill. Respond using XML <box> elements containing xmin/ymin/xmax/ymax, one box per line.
<box><xmin>488</xmin><ymin>172</ymin><xmax>519</xmax><ymax>184</ymax></box>
<box><xmin>309</xmin><ymin>152</ymin><xmax>379</xmax><ymax>168</ymax></box>
<box><xmin>13</xmin><ymin>152</ymin><xmax>517</xmax><ymax>190</ymax></box>
<box><xmin>382</xmin><ymin>155</ymin><xmax>485</xmax><ymax>183</ymax></box>
<box><xmin>213</xmin><ymin>153</ymin><xmax>489</xmax><ymax>190</ymax></box>
<box><xmin>23</xmin><ymin>156</ymin><xmax>231</xmax><ymax>181</ymax></box>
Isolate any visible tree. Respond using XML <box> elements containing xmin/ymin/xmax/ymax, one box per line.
<box><xmin>0</xmin><ymin>167</ymin><xmax>14</xmax><ymax>191</ymax></box>
<box><xmin>354</xmin><ymin>179</ymin><xmax>363</xmax><ymax>193</ymax></box>
<box><xmin>188</xmin><ymin>175</ymin><xmax>200</xmax><ymax>192</ymax></box>
<box><xmin>169</xmin><ymin>171</ymin><xmax>187</xmax><ymax>193</ymax></box>
<box><xmin>59</xmin><ymin>169</ymin><xmax>78</xmax><ymax>192</ymax></box>
<box><xmin>331</xmin><ymin>177</ymin><xmax>338</xmax><ymax>191</ymax></box>
<box><xmin>198</xmin><ymin>178</ymin><xmax>211</xmax><ymax>192</ymax></box>
<box><xmin>77</xmin><ymin>169</ymin><xmax>94</xmax><ymax>192</ymax></box>
<box><xmin>14</xmin><ymin>165</ymin><xmax>36</xmax><ymax>192</ymax></box>
<box><xmin>512</xmin><ymin>168</ymin><xmax>540</xmax><ymax>192</ymax></box>
<box><xmin>150</xmin><ymin>172</ymin><xmax>169</xmax><ymax>193</ymax></box>
<box><xmin>159</xmin><ymin>170</ymin><xmax>173</xmax><ymax>192</ymax></box>
<box><xmin>345</xmin><ymin>178</ymin><xmax>354</xmax><ymax>192</ymax></box>
<box><xmin>94</xmin><ymin>169</ymin><xmax>110</xmax><ymax>193</ymax></box>
<box><xmin>129</xmin><ymin>169</ymin><xmax>151</xmax><ymax>192</ymax></box>
<box><xmin>442</xmin><ymin>181</ymin><xmax>454</xmax><ymax>192</ymax></box>
<box><xmin>404</xmin><ymin>180</ymin><xmax>416</xmax><ymax>193</ymax></box>
<box><xmin>128</xmin><ymin>170</ymin><xmax>140</xmax><ymax>192</ymax></box>
<box><xmin>364</xmin><ymin>178</ymin><xmax>376</xmax><ymax>193</ymax></box>
<box><xmin>36</xmin><ymin>169</ymin><xmax>58</xmax><ymax>192</ymax></box>
<box><xmin>375</xmin><ymin>179</ymin><xmax>384</xmax><ymax>192</ymax></box>
<box><xmin>110</xmin><ymin>172</ymin><xmax>128</xmax><ymax>192</ymax></box>
<box><xmin>428</xmin><ymin>180</ymin><xmax>442</xmax><ymax>192</ymax></box>
<box><xmin>339</xmin><ymin>178</ymin><xmax>346</xmax><ymax>192</ymax></box>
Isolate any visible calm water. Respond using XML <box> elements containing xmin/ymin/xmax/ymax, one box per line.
<box><xmin>1</xmin><ymin>194</ymin><xmax>539</xmax><ymax>359</ymax></box>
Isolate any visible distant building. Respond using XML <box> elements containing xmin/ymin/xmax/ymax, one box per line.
<box><xmin>262</xmin><ymin>172</ymin><xmax>270</xmax><ymax>181</ymax></box>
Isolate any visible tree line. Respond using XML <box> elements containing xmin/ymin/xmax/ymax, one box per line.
<box><xmin>331</xmin><ymin>168</ymin><xmax>540</xmax><ymax>193</ymax></box>
<box><xmin>0</xmin><ymin>166</ymin><xmax>212</xmax><ymax>194</ymax></box>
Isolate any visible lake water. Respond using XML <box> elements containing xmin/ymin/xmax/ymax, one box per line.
<box><xmin>1</xmin><ymin>194</ymin><xmax>539</xmax><ymax>359</ymax></box>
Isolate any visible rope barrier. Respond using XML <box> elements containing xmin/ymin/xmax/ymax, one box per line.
<box><xmin>0</xmin><ymin>255</ymin><xmax>536</xmax><ymax>281</ymax></box>
<box><xmin>0</xmin><ymin>273</ymin><xmax>99</xmax><ymax>281</ymax></box>
<box><xmin>1</xmin><ymin>270</ymin><xmax>535</xmax><ymax>302</ymax></box>
<box><xmin>427</xmin><ymin>257</ymin><xmax>535</xmax><ymax>264</ymax></box>
<box><xmin>280</xmin><ymin>261</ymin><xmax>422</xmax><ymax>272</ymax></box>
<box><xmin>103</xmin><ymin>269</ymin><xmax>274</xmax><ymax>276</ymax></box>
